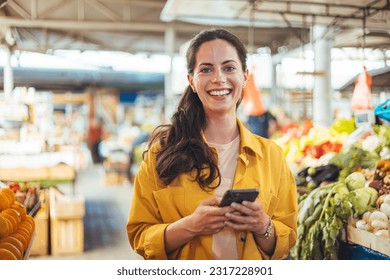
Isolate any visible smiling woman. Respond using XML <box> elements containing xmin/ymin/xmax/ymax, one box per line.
<box><xmin>126</xmin><ymin>28</ymin><xmax>298</xmax><ymax>260</ymax></box>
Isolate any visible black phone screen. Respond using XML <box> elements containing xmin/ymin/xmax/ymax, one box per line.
<box><xmin>218</xmin><ymin>188</ymin><xmax>259</xmax><ymax>207</ymax></box>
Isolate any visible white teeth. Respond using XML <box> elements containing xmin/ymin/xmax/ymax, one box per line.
<box><xmin>209</xmin><ymin>90</ymin><xmax>230</xmax><ymax>96</ymax></box>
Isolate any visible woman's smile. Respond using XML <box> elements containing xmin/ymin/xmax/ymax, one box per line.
<box><xmin>208</xmin><ymin>89</ymin><xmax>232</xmax><ymax>96</ymax></box>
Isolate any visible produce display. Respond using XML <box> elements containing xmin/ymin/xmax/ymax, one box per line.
<box><xmin>351</xmin><ymin>161</ymin><xmax>390</xmax><ymax>237</ymax></box>
<box><xmin>285</xmin><ymin>119</ymin><xmax>390</xmax><ymax>260</ymax></box>
<box><xmin>275</xmin><ymin>118</ymin><xmax>355</xmax><ymax>169</ymax></box>
<box><xmin>6</xmin><ymin>181</ymin><xmax>41</xmax><ymax>214</ymax></box>
<box><xmin>0</xmin><ymin>186</ymin><xmax>36</xmax><ymax>260</ymax></box>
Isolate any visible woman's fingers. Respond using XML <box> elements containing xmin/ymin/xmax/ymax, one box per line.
<box><xmin>200</xmin><ymin>196</ymin><xmax>221</xmax><ymax>207</ymax></box>
<box><xmin>229</xmin><ymin>200</ymin><xmax>261</xmax><ymax>216</ymax></box>
<box><xmin>223</xmin><ymin>200</ymin><xmax>269</xmax><ymax>232</ymax></box>
<box><xmin>191</xmin><ymin>197</ymin><xmax>235</xmax><ymax>235</ymax></box>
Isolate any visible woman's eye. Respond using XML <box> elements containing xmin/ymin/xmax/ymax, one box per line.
<box><xmin>200</xmin><ymin>68</ymin><xmax>212</xmax><ymax>73</ymax></box>
<box><xmin>225</xmin><ymin>66</ymin><xmax>236</xmax><ymax>72</ymax></box>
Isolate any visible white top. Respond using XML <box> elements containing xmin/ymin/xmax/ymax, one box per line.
<box><xmin>208</xmin><ymin>134</ymin><xmax>240</xmax><ymax>260</ymax></box>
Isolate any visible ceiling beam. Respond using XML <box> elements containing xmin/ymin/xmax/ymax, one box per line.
<box><xmin>85</xmin><ymin>0</ymin><xmax>122</xmax><ymax>21</ymax></box>
<box><xmin>98</xmin><ymin>0</ymin><xmax>165</xmax><ymax>9</ymax></box>
<box><xmin>40</xmin><ymin>0</ymin><xmax>74</xmax><ymax>19</ymax></box>
<box><xmin>0</xmin><ymin>16</ymin><xmax>170</xmax><ymax>31</ymax></box>
<box><xmin>7</xmin><ymin>0</ymin><xmax>30</xmax><ymax>19</ymax></box>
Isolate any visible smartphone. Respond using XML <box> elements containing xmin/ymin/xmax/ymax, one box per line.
<box><xmin>218</xmin><ymin>188</ymin><xmax>259</xmax><ymax>207</ymax></box>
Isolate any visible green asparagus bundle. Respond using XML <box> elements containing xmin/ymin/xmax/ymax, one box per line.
<box><xmin>291</xmin><ymin>182</ymin><xmax>352</xmax><ymax>260</ymax></box>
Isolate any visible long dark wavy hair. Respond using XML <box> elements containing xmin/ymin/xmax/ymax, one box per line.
<box><xmin>146</xmin><ymin>28</ymin><xmax>248</xmax><ymax>190</ymax></box>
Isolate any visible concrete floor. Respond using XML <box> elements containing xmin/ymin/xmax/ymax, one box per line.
<box><xmin>29</xmin><ymin>164</ymin><xmax>143</xmax><ymax>260</ymax></box>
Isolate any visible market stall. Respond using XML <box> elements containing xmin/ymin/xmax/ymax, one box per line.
<box><xmin>0</xmin><ymin>151</ymin><xmax>80</xmax><ymax>193</ymax></box>
<box><xmin>276</xmin><ymin>103</ymin><xmax>390</xmax><ymax>259</ymax></box>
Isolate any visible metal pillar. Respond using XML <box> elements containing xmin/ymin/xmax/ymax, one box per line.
<box><xmin>312</xmin><ymin>25</ymin><xmax>333</xmax><ymax>127</ymax></box>
<box><xmin>3</xmin><ymin>45</ymin><xmax>14</xmax><ymax>98</ymax></box>
<box><xmin>164</xmin><ymin>26</ymin><xmax>175</xmax><ymax>123</ymax></box>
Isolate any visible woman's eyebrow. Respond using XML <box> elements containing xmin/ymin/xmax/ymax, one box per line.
<box><xmin>198</xmin><ymin>60</ymin><xmax>237</xmax><ymax>67</ymax></box>
<box><xmin>221</xmin><ymin>59</ymin><xmax>238</xmax><ymax>65</ymax></box>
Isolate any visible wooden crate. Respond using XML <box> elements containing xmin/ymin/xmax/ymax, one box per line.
<box><xmin>346</xmin><ymin>218</ymin><xmax>390</xmax><ymax>257</ymax></box>
<box><xmin>51</xmin><ymin>218</ymin><xmax>84</xmax><ymax>255</ymax></box>
<box><xmin>50</xmin><ymin>187</ymin><xmax>85</xmax><ymax>219</ymax></box>
<box><xmin>30</xmin><ymin>189</ymin><xmax>50</xmax><ymax>256</ymax></box>
<box><xmin>49</xmin><ymin>187</ymin><xmax>85</xmax><ymax>255</ymax></box>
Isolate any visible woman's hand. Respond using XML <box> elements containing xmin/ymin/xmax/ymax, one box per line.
<box><xmin>223</xmin><ymin>199</ymin><xmax>276</xmax><ymax>255</ymax></box>
<box><xmin>187</xmin><ymin>196</ymin><xmax>233</xmax><ymax>236</ymax></box>
<box><xmin>224</xmin><ymin>199</ymin><xmax>269</xmax><ymax>234</ymax></box>
<box><xmin>188</xmin><ymin>196</ymin><xmax>234</xmax><ymax>235</ymax></box>
<box><xmin>164</xmin><ymin>196</ymin><xmax>233</xmax><ymax>253</ymax></box>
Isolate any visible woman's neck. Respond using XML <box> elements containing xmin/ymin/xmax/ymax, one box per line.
<box><xmin>203</xmin><ymin>115</ymin><xmax>239</xmax><ymax>144</ymax></box>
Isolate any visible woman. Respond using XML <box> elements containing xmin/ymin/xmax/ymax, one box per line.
<box><xmin>127</xmin><ymin>28</ymin><xmax>297</xmax><ymax>260</ymax></box>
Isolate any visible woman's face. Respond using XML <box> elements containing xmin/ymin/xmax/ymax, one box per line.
<box><xmin>188</xmin><ymin>39</ymin><xmax>248</xmax><ymax>117</ymax></box>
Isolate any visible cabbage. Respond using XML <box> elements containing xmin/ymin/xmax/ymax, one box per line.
<box><xmin>349</xmin><ymin>187</ymin><xmax>378</xmax><ymax>216</ymax></box>
<box><xmin>362</xmin><ymin>187</ymin><xmax>378</xmax><ymax>207</ymax></box>
<box><xmin>345</xmin><ymin>172</ymin><xmax>366</xmax><ymax>191</ymax></box>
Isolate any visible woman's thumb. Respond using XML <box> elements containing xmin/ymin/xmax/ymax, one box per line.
<box><xmin>201</xmin><ymin>196</ymin><xmax>221</xmax><ymax>207</ymax></box>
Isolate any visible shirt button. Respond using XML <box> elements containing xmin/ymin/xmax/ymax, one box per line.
<box><xmin>240</xmin><ymin>235</ymin><xmax>246</xmax><ymax>242</ymax></box>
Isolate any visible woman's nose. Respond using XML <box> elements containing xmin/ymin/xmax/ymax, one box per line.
<box><xmin>212</xmin><ymin>71</ymin><xmax>227</xmax><ymax>83</ymax></box>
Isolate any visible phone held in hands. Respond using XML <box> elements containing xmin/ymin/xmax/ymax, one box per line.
<box><xmin>218</xmin><ymin>188</ymin><xmax>259</xmax><ymax>207</ymax></box>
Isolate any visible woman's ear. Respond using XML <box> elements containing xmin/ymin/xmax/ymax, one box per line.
<box><xmin>243</xmin><ymin>68</ymin><xmax>249</xmax><ymax>86</ymax></box>
<box><xmin>187</xmin><ymin>73</ymin><xmax>196</xmax><ymax>93</ymax></box>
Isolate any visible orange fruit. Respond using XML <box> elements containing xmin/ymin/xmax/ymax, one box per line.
<box><xmin>0</xmin><ymin>215</ymin><xmax>9</xmax><ymax>238</ymax></box>
<box><xmin>17</xmin><ymin>231</ymin><xmax>31</xmax><ymax>245</ymax></box>
<box><xmin>0</xmin><ymin>248</ymin><xmax>18</xmax><ymax>260</ymax></box>
<box><xmin>0</xmin><ymin>193</ymin><xmax>10</xmax><ymax>211</ymax></box>
<box><xmin>18</xmin><ymin>222</ymin><xmax>33</xmax><ymax>236</ymax></box>
<box><xmin>1</xmin><ymin>213</ymin><xmax>18</xmax><ymax>234</ymax></box>
<box><xmin>16</xmin><ymin>226</ymin><xmax>31</xmax><ymax>242</ymax></box>
<box><xmin>0</xmin><ymin>236</ymin><xmax>24</xmax><ymax>255</ymax></box>
<box><xmin>11</xmin><ymin>202</ymin><xmax>27</xmax><ymax>221</ymax></box>
<box><xmin>24</xmin><ymin>215</ymin><xmax>35</xmax><ymax>231</ymax></box>
<box><xmin>2</xmin><ymin>208</ymin><xmax>21</xmax><ymax>224</ymax></box>
<box><xmin>1</xmin><ymin>188</ymin><xmax>16</xmax><ymax>204</ymax></box>
<box><xmin>4</xmin><ymin>216</ymin><xmax>14</xmax><ymax>235</ymax></box>
<box><xmin>0</xmin><ymin>242</ymin><xmax>22</xmax><ymax>260</ymax></box>
<box><xmin>19</xmin><ymin>225</ymin><xmax>32</xmax><ymax>236</ymax></box>
<box><xmin>11</xmin><ymin>232</ymin><xmax>28</xmax><ymax>251</ymax></box>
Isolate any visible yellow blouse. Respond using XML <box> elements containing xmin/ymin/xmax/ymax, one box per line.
<box><xmin>126</xmin><ymin>119</ymin><xmax>298</xmax><ymax>260</ymax></box>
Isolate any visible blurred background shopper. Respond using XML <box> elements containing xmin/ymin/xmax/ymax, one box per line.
<box><xmin>127</xmin><ymin>28</ymin><xmax>297</xmax><ymax>260</ymax></box>
<box><xmin>242</xmin><ymin>69</ymin><xmax>279</xmax><ymax>138</ymax></box>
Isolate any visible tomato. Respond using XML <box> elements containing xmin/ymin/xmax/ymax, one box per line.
<box><xmin>304</xmin><ymin>145</ymin><xmax>322</xmax><ymax>158</ymax></box>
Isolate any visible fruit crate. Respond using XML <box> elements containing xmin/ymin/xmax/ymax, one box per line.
<box><xmin>49</xmin><ymin>187</ymin><xmax>85</xmax><ymax>219</ymax></box>
<box><xmin>49</xmin><ymin>187</ymin><xmax>85</xmax><ymax>255</ymax></box>
<box><xmin>50</xmin><ymin>218</ymin><xmax>84</xmax><ymax>255</ymax></box>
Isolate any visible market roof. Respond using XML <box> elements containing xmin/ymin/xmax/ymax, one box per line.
<box><xmin>1</xmin><ymin>0</ymin><xmax>389</xmax><ymax>55</ymax></box>
<box><xmin>0</xmin><ymin>67</ymin><xmax>165</xmax><ymax>92</ymax></box>
<box><xmin>1</xmin><ymin>1</ymin><xmax>390</xmax><ymax>93</ymax></box>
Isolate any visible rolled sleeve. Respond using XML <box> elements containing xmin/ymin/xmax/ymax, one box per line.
<box><xmin>143</xmin><ymin>223</ymin><xmax>170</xmax><ymax>259</ymax></box>
<box><xmin>271</xmin><ymin>216</ymin><xmax>297</xmax><ymax>260</ymax></box>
